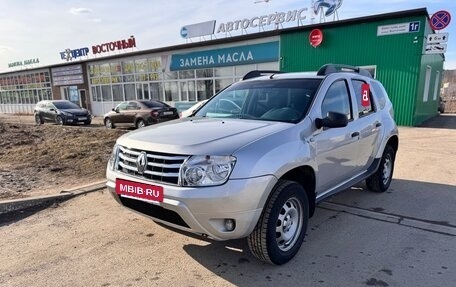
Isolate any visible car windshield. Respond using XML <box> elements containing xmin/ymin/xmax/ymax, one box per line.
<box><xmin>53</xmin><ymin>101</ymin><xmax>81</xmax><ymax>109</ymax></box>
<box><xmin>195</xmin><ymin>79</ymin><xmax>322</xmax><ymax>123</ymax></box>
<box><xmin>141</xmin><ymin>101</ymin><xmax>169</xmax><ymax>108</ymax></box>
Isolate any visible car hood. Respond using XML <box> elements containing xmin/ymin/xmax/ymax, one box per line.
<box><xmin>116</xmin><ymin>117</ymin><xmax>292</xmax><ymax>155</ymax></box>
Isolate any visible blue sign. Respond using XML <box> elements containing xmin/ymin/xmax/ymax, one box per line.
<box><xmin>430</xmin><ymin>10</ymin><xmax>451</xmax><ymax>30</ymax></box>
<box><xmin>170</xmin><ymin>41</ymin><xmax>279</xmax><ymax>71</ymax></box>
<box><xmin>408</xmin><ymin>22</ymin><xmax>420</xmax><ymax>32</ymax></box>
<box><xmin>180</xmin><ymin>27</ymin><xmax>188</xmax><ymax>38</ymax></box>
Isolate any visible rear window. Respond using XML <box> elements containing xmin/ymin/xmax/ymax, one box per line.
<box><xmin>141</xmin><ymin>101</ymin><xmax>169</xmax><ymax>108</ymax></box>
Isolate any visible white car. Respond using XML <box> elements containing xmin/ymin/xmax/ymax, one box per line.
<box><xmin>179</xmin><ymin>100</ymin><xmax>208</xmax><ymax>118</ymax></box>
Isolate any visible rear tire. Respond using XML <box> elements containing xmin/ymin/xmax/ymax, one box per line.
<box><xmin>136</xmin><ymin>119</ymin><xmax>146</xmax><ymax>129</ymax></box>
<box><xmin>247</xmin><ymin>180</ymin><xmax>309</xmax><ymax>265</ymax></box>
<box><xmin>366</xmin><ymin>145</ymin><xmax>395</xmax><ymax>193</ymax></box>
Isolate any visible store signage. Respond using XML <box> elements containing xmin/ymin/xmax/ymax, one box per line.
<box><xmin>313</xmin><ymin>0</ymin><xmax>343</xmax><ymax>17</ymax></box>
<box><xmin>59</xmin><ymin>47</ymin><xmax>90</xmax><ymax>61</ymax></box>
<box><xmin>52</xmin><ymin>64</ymin><xmax>84</xmax><ymax>86</ymax></box>
<box><xmin>8</xmin><ymin>58</ymin><xmax>40</xmax><ymax>68</ymax></box>
<box><xmin>309</xmin><ymin>29</ymin><xmax>323</xmax><ymax>47</ymax></box>
<box><xmin>216</xmin><ymin>8</ymin><xmax>307</xmax><ymax>33</ymax></box>
<box><xmin>170</xmin><ymin>42</ymin><xmax>279</xmax><ymax>71</ymax></box>
<box><xmin>92</xmin><ymin>36</ymin><xmax>136</xmax><ymax>54</ymax></box>
<box><xmin>426</xmin><ymin>33</ymin><xmax>449</xmax><ymax>44</ymax></box>
<box><xmin>181</xmin><ymin>21</ymin><xmax>216</xmax><ymax>39</ymax></box>
<box><xmin>430</xmin><ymin>10</ymin><xmax>451</xmax><ymax>31</ymax></box>
<box><xmin>377</xmin><ymin>22</ymin><xmax>420</xmax><ymax>36</ymax></box>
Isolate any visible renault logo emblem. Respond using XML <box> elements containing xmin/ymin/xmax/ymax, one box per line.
<box><xmin>136</xmin><ymin>152</ymin><xmax>148</xmax><ymax>174</ymax></box>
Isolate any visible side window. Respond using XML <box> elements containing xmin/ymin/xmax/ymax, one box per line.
<box><xmin>45</xmin><ymin>103</ymin><xmax>54</xmax><ymax>110</ymax></box>
<box><xmin>127</xmin><ymin>102</ymin><xmax>139</xmax><ymax>110</ymax></box>
<box><xmin>352</xmin><ymin>79</ymin><xmax>375</xmax><ymax>117</ymax></box>
<box><xmin>116</xmin><ymin>102</ymin><xmax>128</xmax><ymax>112</ymax></box>
<box><xmin>371</xmin><ymin>81</ymin><xmax>387</xmax><ymax>110</ymax></box>
<box><xmin>321</xmin><ymin>80</ymin><xmax>352</xmax><ymax>120</ymax></box>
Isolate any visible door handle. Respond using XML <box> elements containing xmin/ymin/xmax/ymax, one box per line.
<box><xmin>351</xmin><ymin>132</ymin><xmax>360</xmax><ymax>138</ymax></box>
<box><xmin>375</xmin><ymin>122</ymin><xmax>382</xmax><ymax>128</ymax></box>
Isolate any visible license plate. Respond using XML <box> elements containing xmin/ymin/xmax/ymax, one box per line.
<box><xmin>163</xmin><ymin>111</ymin><xmax>173</xmax><ymax>115</ymax></box>
<box><xmin>78</xmin><ymin>117</ymin><xmax>87</xmax><ymax>121</ymax></box>
<box><xmin>115</xmin><ymin>178</ymin><xmax>164</xmax><ymax>202</ymax></box>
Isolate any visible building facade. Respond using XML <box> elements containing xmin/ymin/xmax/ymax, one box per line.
<box><xmin>0</xmin><ymin>8</ymin><xmax>445</xmax><ymax>126</ymax></box>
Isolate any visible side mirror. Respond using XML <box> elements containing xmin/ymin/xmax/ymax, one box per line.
<box><xmin>112</xmin><ymin>108</ymin><xmax>118</xmax><ymax>113</ymax></box>
<box><xmin>315</xmin><ymin>111</ymin><xmax>348</xmax><ymax>129</ymax></box>
<box><xmin>50</xmin><ymin>108</ymin><xmax>55</xmax><ymax>112</ymax></box>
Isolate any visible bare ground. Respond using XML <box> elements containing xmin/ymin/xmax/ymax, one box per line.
<box><xmin>0</xmin><ymin>120</ymin><xmax>125</xmax><ymax>200</ymax></box>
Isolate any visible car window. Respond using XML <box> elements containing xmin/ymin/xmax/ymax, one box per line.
<box><xmin>351</xmin><ymin>79</ymin><xmax>375</xmax><ymax>117</ymax></box>
<box><xmin>370</xmin><ymin>81</ymin><xmax>387</xmax><ymax>110</ymax></box>
<box><xmin>45</xmin><ymin>103</ymin><xmax>54</xmax><ymax>109</ymax></box>
<box><xmin>126</xmin><ymin>102</ymin><xmax>140</xmax><ymax>110</ymax></box>
<box><xmin>141</xmin><ymin>101</ymin><xmax>169</xmax><ymax>108</ymax></box>
<box><xmin>196</xmin><ymin>79</ymin><xmax>321</xmax><ymax>123</ymax></box>
<box><xmin>116</xmin><ymin>102</ymin><xmax>128</xmax><ymax>112</ymax></box>
<box><xmin>321</xmin><ymin>80</ymin><xmax>352</xmax><ymax>120</ymax></box>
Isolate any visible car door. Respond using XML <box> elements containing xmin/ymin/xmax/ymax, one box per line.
<box><xmin>111</xmin><ymin>102</ymin><xmax>128</xmax><ymax>124</ymax></box>
<box><xmin>350</xmin><ymin>79</ymin><xmax>382</xmax><ymax>171</ymax></box>
<box><xmin>312</xmin><ymin>79</ymin><xmax>360</xmax><ymax>195</ymax></box>
<box><xmin>125</xmin><ymin>101</ymin><xmax>141</xmax><ymax>126</ymax></box>
<box><xmin>44</xmin><ymin>102</ymin><xmax>57</xmax><ymax>122</ymax></box>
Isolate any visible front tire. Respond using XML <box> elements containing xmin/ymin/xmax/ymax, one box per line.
<box><xmin>248</xmin><ymin>180</ymin><xmax>309</xmax><ymax>265</ymax></box>
<box><xmin>104</xmin><ymin>118</ymin><xmax>114</xmax><ymax>129</ymax></box>
<box><xmin>35</xmin><ymin>114</ymin><xmax>44</xmax><ymax>125</ymax></box>
<box><xmin>366</xmin><ymin>145</ymin><xmax>395</xmax><ymax>193</ymax></box>
<box><xmin>56</xmin><ymin>115</ymin><xmax>64</xmax><ymax>126</ymax></box>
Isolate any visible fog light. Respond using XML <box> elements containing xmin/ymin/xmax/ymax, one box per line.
<box><xmin>224</xmin><ymin>219</ymin><xmax>236</xmax><ymax>231</ymax></box>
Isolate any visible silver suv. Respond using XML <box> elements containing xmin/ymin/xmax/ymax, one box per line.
<box><xmin>106</xmin><ymin>64</ymin><xmax>399</xmax><ymax>265</ymax></box>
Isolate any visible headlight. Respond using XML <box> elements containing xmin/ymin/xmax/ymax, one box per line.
<box><xmin>108</xmin><ymin>144</ymin><xmax>119</xmax><ymax>171</ymax></box>
<box><xmin>180</xmin><ymin>155</ymin><xmax>236</xmax><ymax>186</ymax></box>
<box><xmin>61</xmin><ymin>111</ymin><xmax>74</xmax><ymax>117</ymax></box>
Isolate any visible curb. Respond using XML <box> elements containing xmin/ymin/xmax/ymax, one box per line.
<box><xmin>0</xmin><ymin>181</ymin><xmax>107</xmax><ymax>215</ymax></box>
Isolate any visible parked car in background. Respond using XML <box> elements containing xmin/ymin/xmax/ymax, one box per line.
<box><xmin>180</xmin><ymin>100</ymin><xmax>208</xmax><ymax>118</ymax></box>
<box><xmin>438</xmin><ymin>97</ymin><xmax>445</xmax><ymax>113</ymax></box>
<box><xmin>104</xmin><ymin>100</ymin><xmax>179</xmax><ymax>129</ymax></box>
<box><xmin>34</xmin><ymin>100</ymin><xmax>92</xmax><ymax>125</ymax></box>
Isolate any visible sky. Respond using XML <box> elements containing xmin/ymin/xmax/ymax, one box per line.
<box><xmin>0</xmin><ymin>0</ymin><xmax>455</xmax><ymax>73</ymax></box>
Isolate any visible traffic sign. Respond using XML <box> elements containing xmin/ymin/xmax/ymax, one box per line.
<box><xmin>430</xmin><ymin>10</ymin><xmax>451</xmax><ymax>30</ymax></box>
<box><xmin>425</xmin><ymin>44</ymin><xmax>447</xmax><ymax>54</ymax></box>
<box><xmin>427</xmin><ymin>33</ymin><xmax>449</xmax><ymax>44</ymax></box>
<box><xmin>309</xmin><ymin>29</ymin><xmax>323</xmax><ymax>47</ymax></box>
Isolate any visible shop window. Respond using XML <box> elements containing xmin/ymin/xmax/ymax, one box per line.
<box><xmin>197</xmin><ymin>79</ymin><xmax>214</xmax><ymax>100</ymax></box>
<box><xmin>150</xmin><ymin>82</ymin><xmax>163</xmax><ymax>101</ymax></box>
<box><xmin>196</xmin><ymin>68</ymin><xmax>213</xmax><ymax>78</ymax></box>
<box><xmin>179</xmin><ymin>70</ymin><xmax>194</xmax><ymax>79</ymax></box>
<box><xmin>164</xmin><ymin>82</ymin><xmax>179</xmax><ymax>101</ymax></box>
<box><xmin>110</xmin><ymin>62</ymin><xmax>122</xmax><ymax>75</ymax></box>
<box><xmin>215</xmin><ymin>78</ymin><xmax>234</xmax><ymax>94</ymax></box>
<box><xmin>148</xmin><ymin>58</ymin><xmax>162</xmax><ymax>73</ymax></box>
<box><xmin>423</xmin><ymin>66</ymin><xmax>431</xmax><ymax>102</ymax></box>
<box><xmin>96</xmin><ymin>86</ymin><xmax>102</xmax><ymax>102</ymax></box>
<box><xmin>101</xmin><ymin>85</ymin><xmax>112</xmax><ymax>102</ymax></box>
<box><xmin>124</xmin><ymin>84</ymin><xmax>136</xmax><ymax>101</ymax></box>
<box><xmin>135</xmin><ymin>58</ymin><xmax>148</xmax><ymax>73</ymax></box>
<box><xmin>112</xmin><ymin>85</ymin><xmax>123</xmax><ymax>101</ymax></box>
<box><xmin>433</xmin><ymin>71</ymin><xmax>440</xmax><ymax>101</ymax></box>
<box><xmin>214</xmin><ymin>66</ymin><xmax>233</xmax><ymax>77</ymax></box>
<box><xmin>164</xmin><ymin>71</ymin><xmax>178</xmax><ymax>80</ymax></box>
<box><xmin>122</xmin><ymin>60</ymin><xmax>135</xmax><ymax>74</ymax></box>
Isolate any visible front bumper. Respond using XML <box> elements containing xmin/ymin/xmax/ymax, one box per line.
<box><xmin>106</xmin><ymin>171</ymin><xmax>277</xmax><ymax>240</ymax></box>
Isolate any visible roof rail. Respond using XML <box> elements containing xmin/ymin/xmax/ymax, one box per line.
<box><xmin>317</xmin><ymin>64</ymin><xmax>372</xmax><ymax>78</ymax></box>
<box><xmin>242</xmin><ymin>70</ymin><xmax>282</xmax><ymax>80</ymax></box>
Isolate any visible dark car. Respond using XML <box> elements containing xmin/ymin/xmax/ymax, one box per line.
<box><xmin>104</xmin><ymin>100</ymin><xmax>179</xmax><ymax>129</ymax></box>
<box><xmin>438</xmin><ymin>97</ymin><xmax>445</xmax><ymax>113</ymax></box>
<box><xmin>34</xmin><ymin>100</ymin><xmax>92</xmax><ymax>125</ymax></box>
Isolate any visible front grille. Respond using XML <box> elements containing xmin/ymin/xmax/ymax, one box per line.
<box><xmin>119</xmin><ymin>195</ymin><xmax>189</xmax><ymax>228</ymax></box>
<box><xmin>116</xmin><ymin>145</ymin><xmax>188</xmax><ymax>185</ymax></box>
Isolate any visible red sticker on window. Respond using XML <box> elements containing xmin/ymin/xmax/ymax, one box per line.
<box><xmin>361</xmin><ymin>84</ymin><xmax>370</xmax><ymax>107</ymax></box>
